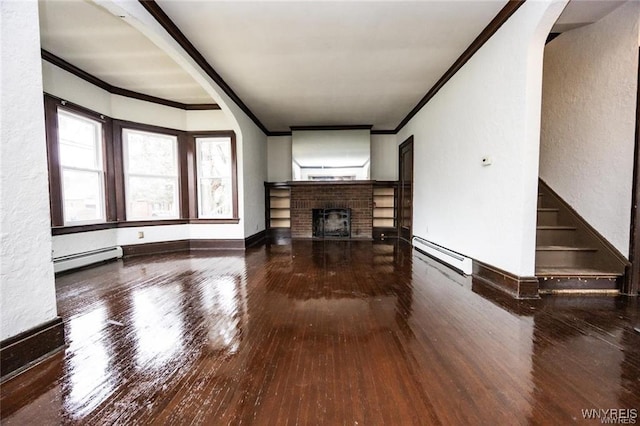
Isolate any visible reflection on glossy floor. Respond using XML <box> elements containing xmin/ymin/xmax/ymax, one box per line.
<box><xmin>2</xmin><ymin>240</ymin><xmax>639</xmax><ymax>424</ymax></box>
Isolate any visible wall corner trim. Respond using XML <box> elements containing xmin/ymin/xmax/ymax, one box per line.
<box><xmin>472</xmin><ymin>260</ymin><xmax>539</xmax><ymax>299</ymax></box>
<box><xmin>0</xmin><ymin>317</ymin><xmax>66</xmax><ymax>383</ymax></box>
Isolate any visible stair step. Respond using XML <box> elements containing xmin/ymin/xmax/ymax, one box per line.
<box><xmin>535</xmin><ymin>267</ymin><xmax>622</xmax><ymax>277</ymax></box>
<box><xmin>536</xmin><ymin>246</ymin><xmax>598</xmax><ymax>268</ymax></box>
<box><xmin>536</xmin><ymin>246</ymin><xmax>597</xmax><ymax>251</ymax></box>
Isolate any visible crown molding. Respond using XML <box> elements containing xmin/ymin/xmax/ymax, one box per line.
<box><xmin>41</xmin><ymin>49</ymin><xmax>220</xmax><ymax>111</ymax></box>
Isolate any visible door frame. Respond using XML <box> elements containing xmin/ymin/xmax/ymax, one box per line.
<box><xmin>398</xmin><ymin>136</ymin><xmax>414</xmax><ymax>243</ymax></box>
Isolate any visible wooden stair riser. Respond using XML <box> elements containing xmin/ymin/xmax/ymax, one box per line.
<box><xmin>536</xmin><ymin>228</ymin><xmax>581</xmax><ymax>246</ymax></box>
<box><xmin>535</xmin><ymin>249</ymin><xmax>598</xmax><ymax>268</ymax></box>
<box><xmin>538</xmin><ymin>276</ymin><xmax>620</xmax><ymax>291</ymax></box>
<box><xmin>537</xmin><ymin>209</ymin><xmax>559</xmax><ymax>226</ymax></box>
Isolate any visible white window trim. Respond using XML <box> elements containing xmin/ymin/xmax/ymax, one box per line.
<box><xmin>196</xmin><ymin>137</ymin><xmax>233</xmax><ymax>219</ymax></box>
<box><xmin>122</xmin><ymin>128</ymin><xmax>180</xmax><ymax>221</ymax></box>
<box><xmin>58</xmin><ymin>108</ymin><xmax>106</xmax><ymax>226</ymax></box>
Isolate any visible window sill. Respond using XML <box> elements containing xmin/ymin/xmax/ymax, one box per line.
<box><xmin>52</xmin><ymin>218</ymin><xmax>240</xmax><ymax>235</ymax></box>
<box><xmin>189</xmin><ymin>218</ymin><xmax>240</xmax><ymax>224</ymax></box>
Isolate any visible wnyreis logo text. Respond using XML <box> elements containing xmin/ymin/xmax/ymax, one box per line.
<box><xmin>581</xmin><ymin>409</ymin><xmax>638</xmax><ymax>424</ymax></box>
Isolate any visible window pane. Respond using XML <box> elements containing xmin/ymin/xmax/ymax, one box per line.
<box><xmin>198</xmin><ymin>138</ymin><xmax>231</xmax><ymax>178</ymax></box>
<box><xmin>125</xmin><ymin>130</ymin><xmax>177</xmax><ymax>176</ymax></box>
<box><xmin>62</xmin><ymin>169</ymin><xmax>104</xmax><ymax>223</ymax></box>
<box><xmin>58</xmin><ymin>110</ymin><xmax>102</xmax><ymax>169</ymax></box>
<box><xmin>199</xmin><ymin>178</ymin><xmax>232</xmax><ymax>218</ymax></box>
<box><xmin>127</xmin><ymin>176</ymin><xmax>178</xmax><ymax>220</ymax></box>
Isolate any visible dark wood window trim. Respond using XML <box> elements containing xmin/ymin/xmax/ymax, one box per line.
<box><xmin>189</xmin><ymin>131</ymin><xmax>239</xmax><ymax>221</ymax></box>
<box><xmin>44</xmin><ymin>94</ymin><xmax>241</xmax><ymax>235</ymax></box>
<box><xmin>44</xmin><ymin>94</ymin><xmax>115</xmax><ymax>227</ymax></box>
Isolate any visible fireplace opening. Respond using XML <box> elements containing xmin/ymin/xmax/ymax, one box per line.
<box><xmin>313</xmin><ymin>208</ymin><xmax>351</xmax><ymax>238</ymax></box>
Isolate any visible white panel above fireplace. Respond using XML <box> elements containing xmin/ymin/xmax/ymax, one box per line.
<box><xmin>292</xmin><ymin>129</ymin><xmax>370</xmax><ymax>181</ymax></box>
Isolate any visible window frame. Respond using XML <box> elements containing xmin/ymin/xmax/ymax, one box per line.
<box><xmin>57</xmin><ymin>108</ymin><xmax>106</xmax><ymax>225</ymax></box>
<box><xmin>120</xmin><ymin>125</ymin><xmax>182</xmax><ymax>222</ymax></box>
<box><xmin>44</xmin><ymin>95</ymin><xmax>114</xmax><ymax>227</ymax></box>
<box><xmin>190</xmin><ymin>131</ymin><xmax>238</xmax><ymax>222</ymax></box>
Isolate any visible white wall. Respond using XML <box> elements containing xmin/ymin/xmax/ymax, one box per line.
<box><xmin>397</xmin><ymin>0</ymin><xmax>567</xmax><ymax>276</ymax></box>
<box><xmin>267</xmin><ymin>136</ymin><xmax>293</xmax><ymax>182</ymax></box>
<box><xmin>371</xmin><ymin>134</ymin><xmax>398</xmax><ymax>181</ymax></box>
<box><xmin>238</xmin><ymin>114</ymin><xmax>268</xmax><ymax>237</ymax></box>
<box><xmin>539</xmin><ymin>1</ymin><xmax>639</xmax><ymax>257</ymax></box>
<box><xmin>1</xmin><ymin>1</ymin><xmax>59</xmax><ymax>340</ymax></box>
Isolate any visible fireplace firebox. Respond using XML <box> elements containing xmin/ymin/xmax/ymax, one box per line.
<box><xmin>312</xmin><ymin>208</ymin><xmax>351</xmax><ymax>238</ymax></box>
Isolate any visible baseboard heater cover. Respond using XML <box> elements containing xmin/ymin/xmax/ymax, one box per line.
<box><xmin>54</xmin><ymin>246</ymin><xmax>123</xmax><ymax>273</ymax></box>
<box><xmin>412</xmin><ymin>236</ymin><xmax>472</xmax><ymax>275</ymax></box>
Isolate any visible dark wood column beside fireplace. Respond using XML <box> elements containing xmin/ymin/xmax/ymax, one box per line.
<box><xmin>265</xmin><ymin>181</ymin><xmax>398</xmax><ymax>240</ymax></box>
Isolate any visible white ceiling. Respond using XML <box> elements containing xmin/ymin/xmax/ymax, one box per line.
<box><xmin>38</xmin><ymin>0</ymin><xmax>627</xmax><ymax>133</ymax></box>
<box><xmin>156</xmin><ymin>0</ymin><xmax>508</xmax><ymax>132</ymax></box>
<box><xmin>38</xmin><ymin>0</ymin><xmax>214</xmax><ymax>104</ymax></box>
<box><xmin>552</xmin><ymin>0</ymin><xmax>626</xmax><ymax>32</ymax></box>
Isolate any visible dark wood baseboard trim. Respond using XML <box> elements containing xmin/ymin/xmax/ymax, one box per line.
<box><xmin>190</xmin><ymin>239</ymin><xmax>245</xmax><ymax>251</ymax></box>
<box><xmin>473</xmin><ymin>261</ymin><xmax>539</xmax><ymax>299</ymax></box>
<box><xmin>1</xmin><ymin>317</ymin><xmax>66</xmax><ymax>382</ymax></box>
<box><xmin>122</xmin><ymin>240</ymin><xmax>190</xmax><ymax>257</ymax></box>
<box><xmin>122</xmin><ymin>234</ymin><xmax>267</xmax><ymax>257</ymax></box>
<box><xmin>373</xmin><ymin>227</ymin><xmax>398</xmax><ymax>239</ymax></box>
<box><xmin>245</xmin><ymin>230</ymin><xmax>267</xmax><ymax>248</ymax></box>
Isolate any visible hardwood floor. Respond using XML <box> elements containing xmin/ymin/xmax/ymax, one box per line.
<box><xmin>1</xmin><ymin>240</ymin><xmax>639</xmax><ymax>424</ymax></box>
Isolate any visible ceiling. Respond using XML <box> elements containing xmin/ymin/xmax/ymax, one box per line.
<box><xmin>38</xmin><ymin>0</ymin><xmax>626</xmax><ymax>133</ymax></box>
<box><xmin>38</xmin><ymin>0</ymin><xmax>214</xmax><ymax>104</ymax></box>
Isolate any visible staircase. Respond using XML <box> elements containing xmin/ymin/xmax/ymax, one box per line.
<box><xmin>535</xmin><ymin>180</ymin><xmax>628</xmax><ymax>294</ymax></box>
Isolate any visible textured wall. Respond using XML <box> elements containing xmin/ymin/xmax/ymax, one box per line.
<box><xmin>539</xmin><ymin>1</ymin><xmax>639</xmax><ymax>257</ymax></box>
<box><xmin>396</xmin><ymin>0</ymin><xmax>567</xmax><ymax>276</ymax></box>
<box><xmin>371</xmin><ymin>134</ymin><xmax>398</xmax><ymax>181</ymax></box>
<box><xmin>1</xmin><ymin>1</ymin><xmax>58</xmax><ymax>340</ymax></box>
<box><xmin>267</xmin><ymin>136</ymin><xmax>293</xmax><ymax>182</ymax></box>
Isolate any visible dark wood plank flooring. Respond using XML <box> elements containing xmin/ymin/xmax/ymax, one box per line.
<box><xmin>1</xmin><ymin>240</ymin><xmax>639</xmax><ymax>424</ymax></box>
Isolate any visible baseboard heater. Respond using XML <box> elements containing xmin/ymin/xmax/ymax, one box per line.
<box><xmin>412</xmin><ymin>236</ymin><xmax>472</xmax><ymax>275</ymax></box>
<box><xmin>53</xmin><ymin>246</ymin><xmax>123</xmax><ymax>273</ymax></box>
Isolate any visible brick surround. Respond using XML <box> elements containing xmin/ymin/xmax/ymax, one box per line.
<box><xmin>290</xmin><ymin>183</ymin><xmax>373</xmax><ymax>239</ymax></box>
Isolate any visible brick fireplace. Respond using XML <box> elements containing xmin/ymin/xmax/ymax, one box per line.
<box><xmin>290</xmin><ymin>182</ymin><xmax>373</xmax><ymax>239</ymax></box>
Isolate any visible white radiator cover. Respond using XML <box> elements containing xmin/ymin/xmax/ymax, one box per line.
<box><xmin>412</xmin><ymin>237</ymin><xmax>472</xmax><ymax>275</ymax></box>
<box><xmin>54</xmin><ymin>246</ymin><xmax>123</xmax><ymax>273</ymax></box>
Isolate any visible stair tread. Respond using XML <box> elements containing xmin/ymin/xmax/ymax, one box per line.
<box><xmin>537</xmin><ymin>208</ymin><xmax>559</xmax><ymax>212</ymax></box>
<box><xmin>536</xmin><ymin>267</ymin><xmax>623</xmax><ymax>277</ymax></box>
<box><xmin>536</xmin><ymin>245</ymin><xmax>597</xmax><ymax>252</ymax></box>
<box><xmin>537</xmin><ymin>225</ymin><xmax>576</xmax><ymax>230</ymax></box>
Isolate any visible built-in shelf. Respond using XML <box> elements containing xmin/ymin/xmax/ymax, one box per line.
<box><xmin>265</xmin><ymin>183</ymin><xmax>292</xmax><ymax>231</ymax></box>
<box><xmin>373</xmin><ymin>183</ymin><xmax>397</xmax><ymax>236</ymax></box>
